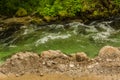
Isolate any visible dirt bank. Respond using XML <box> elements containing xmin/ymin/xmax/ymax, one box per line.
<box><xmin>1</xmin><ymin>73</ymin><xmax>120</xmax><ymax>80</ymax></box>
<box><xmin>1</xmin><ymin>46</ymin><xmax>120</xmax><ymax>80</ymax></box>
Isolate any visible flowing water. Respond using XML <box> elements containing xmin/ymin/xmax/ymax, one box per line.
<box><xmin>0</xmin><ymin>18</ymin><xmax>120</xmax><ymax>62</ymax></box>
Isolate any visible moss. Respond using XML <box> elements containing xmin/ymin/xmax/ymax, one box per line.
<box><xmin>44</xmin><ymin>16</ymin><xmax>57</xmax><ymax>22</ymax></box>
<box><xmin>111</xmin><ymin>9</ymin><xmax>118</xmax><ymax>14</ymax></box>
<box><xmin>82</xmin><ymin>4</ymin><xmax>90</xmax><ymax>12</ymax></box>
<box><xmin>93</xmin><ymin>10</ymin><xmax>99</xmax><ymax>16</ymax></box>
<box><xmin>58</xmin><ymin>10</ymin><xmax>68</xmax><ymax>17</ymax></box>
<box><xmin>30</xmin><ymin>17</ymin><xmax>43</xmax><ymax>24</ymax></box>
<box><xmin>15</xmin><ymin>8</ymin><xmax>27</xmax><ymax>17</ymax></box>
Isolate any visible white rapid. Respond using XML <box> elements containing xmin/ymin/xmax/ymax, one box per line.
<box><xmin>35</xmin><ymin>34</ymin><xmax>71</xmax><ymax>46</ymax></box>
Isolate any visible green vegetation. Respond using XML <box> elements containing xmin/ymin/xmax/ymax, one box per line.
<box><xmin>0</xmin><ymin>0</ymin><xmax>120</xmax><ymax>19</ymax></box>
<box><xmin>15</xmin><ymin>8</ymin><xmax>27</xmax><ymax>17</ymax></box>
<box><xmin>113</xmin><ymin>0</ymin><xmax>120</xmax><ymax>5</ymax></box>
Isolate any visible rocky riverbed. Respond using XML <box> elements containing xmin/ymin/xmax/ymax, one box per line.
<box><xmin>1</xmin><ymin>46</ymin><xmax>120</xmax><ymax>80</ymax></box>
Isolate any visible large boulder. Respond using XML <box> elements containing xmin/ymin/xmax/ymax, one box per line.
<box><xmin>1</xmin><ymin>52</ymin><xmax>40</xmax><ymax>74</ymax></box>
<box><xmin>98</xmin><ymin>46</ymin><xmax>120</xmax><ymax>59</ymax></box>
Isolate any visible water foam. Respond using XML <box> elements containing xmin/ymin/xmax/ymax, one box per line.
<box><xmin>35</xmin><ymin>34</ymin><xmax>71</xmax><ymax>46</ymax></box>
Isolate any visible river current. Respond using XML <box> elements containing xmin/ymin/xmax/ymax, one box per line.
<box><xmin>0</xmin><ymin>18</ymin><xmax>120</xmax><ymax>61</ymax></box>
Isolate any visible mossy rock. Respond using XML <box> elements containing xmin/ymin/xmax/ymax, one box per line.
<box><xmin>15</xmin><ymin>8</ymin><xmax>27</xmax><ymax>17</ymax></box>
<box><xmin>44</xmin><ymin>16</ymin><xmax>57</xmax><ymax>22</ymax></box>
<box><xmin>30</xmin><ymin>18</ymin><xmax>43</xmax><ymax>24</ymax></box>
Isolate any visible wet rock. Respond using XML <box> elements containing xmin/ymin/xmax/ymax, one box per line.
<box><xmin>98</xmin><ymin>46</ymin><xmax>120</xmax><ymax>59</ymax></box>
<box><xmin>41</xmin><ymin>50</ymin><xmax>68</xmax><ymax>59</ymax></box>
<box><xmin>76</xmin><ymin>52</ymin><xmax>89</xmax><ymax>62</ymax></box>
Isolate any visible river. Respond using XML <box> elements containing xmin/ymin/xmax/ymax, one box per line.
<box><xmin>0</xmin><ymin>17</ymin><xmax>120</xmax><ymax>62</ymax></box>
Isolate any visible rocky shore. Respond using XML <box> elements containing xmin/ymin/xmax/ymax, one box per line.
<box><xmin>1</xmin><ymin>46</ymin><xmax>120</xmax><ymax>80</ymax></box>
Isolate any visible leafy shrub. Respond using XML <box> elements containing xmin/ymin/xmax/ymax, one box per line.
<box><xmin>113</xmin><ymin>0</ymin><xmax>120</xmax><ymax>5</ymax></box>
<box><xmin>0</xmin><ymin>0</ymin><xmax>120</xmax><ymax>18</ymax></box>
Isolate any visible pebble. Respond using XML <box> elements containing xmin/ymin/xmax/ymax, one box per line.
<box><xmin>69</xmin><ymin>64</ymin><xmax>74</xmax><ymax>68</ymax></box>
<box><xmin>15</xmin><ymin>74</ymin><xmax>20</xmax><ymax>77</ymax></box>
<box><xmin>40</xmin><ymin>73</ymin><xmax>44</xmax><ymax>76</ymax></box>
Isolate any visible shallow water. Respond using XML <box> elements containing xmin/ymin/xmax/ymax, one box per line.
<box><xmin>0</xmin><ymin>18</ymin><xmax>120</xmax><ymax>61</ymax></box>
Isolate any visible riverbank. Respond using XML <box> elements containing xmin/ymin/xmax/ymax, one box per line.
<box><xmin>1</xmin><ymin>73</ymin><xmax>120</xmax><ymax>80</ymax></box>
<box><xmin>1</xmin><ymin>0</ymin><xmax>120</xmax><ymax>27</ymax></box>
<box><xmin>1</xmin><ymin>46</ymin><xmax>120</xmax><ymax>80</ymax></box>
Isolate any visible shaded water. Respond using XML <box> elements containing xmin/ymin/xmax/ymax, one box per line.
<box><xmin>0</xmin><ymin>18</ymin><xmax>120</xmax><ymax>61</ymax></box>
